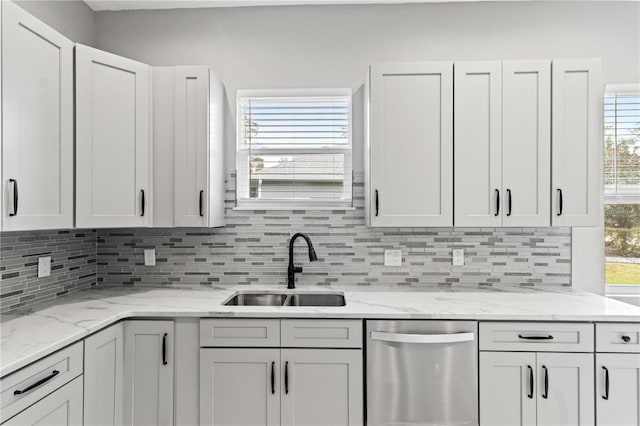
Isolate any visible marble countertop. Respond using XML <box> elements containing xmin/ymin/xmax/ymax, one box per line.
<box><xmin>2</xmin><ymin>284</ymin><xmax>640</xmax><ymax>378</ymax></box>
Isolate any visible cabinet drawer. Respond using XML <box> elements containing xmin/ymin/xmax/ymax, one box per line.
<box><xmin>596</xmin><ymin>323</ymin><xmax>640</xmax><ymax>353</ymax></box>
<box><xmin>480</xmin><ymin>322</ymin><xmax>594</xmax><ymax>352</ymax></box>
<box><xmin>200</xmin><ymin>319</ymin><xmax>280</xmax><ymax>347</ymax></box>
<box><xmin>281</xmin><ymin>320</ymin><xmax>362</xmax><ymax>348</ymax></box>
<box><xmin>0</xmin><ymin>341</ymin><xmax>83</xmax><ymax>423</ymax></box>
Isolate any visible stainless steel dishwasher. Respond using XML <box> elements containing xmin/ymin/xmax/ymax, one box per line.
<box><xmin>366</xmin><ymin>320</ymin><xmax>478</xmax><ymax>426</ymax></box>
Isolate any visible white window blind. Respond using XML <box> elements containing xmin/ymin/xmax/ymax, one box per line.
<box><xmin>236</xmin><ymin>89</ymin><xmax>352</xmax><ymax>208</ymax></box>
<box><xmin>604</xmin><ymin>85</ymin><xmax>640</xmax><ymax>204</ymax></box>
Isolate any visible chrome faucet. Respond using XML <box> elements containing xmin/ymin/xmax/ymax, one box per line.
<box><xmin>287</xmin><ymin>233</ymin><xmax>318</xmax><ymax>289</ymax></box>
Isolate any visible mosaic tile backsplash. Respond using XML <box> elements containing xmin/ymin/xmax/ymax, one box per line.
<box><xmin>97</xmin><ymin>172</ymin><xmax>572</xmax><ymax>288</ymax></box>
<box><xmin>0</xmin><ymin>172</ymin><xmax>572</xmax><ymax>312</ymax></box>
<box><xmin>0</xmin><ymin>229</ymin><xmax>97</xmax><ymax>311</ymax></box>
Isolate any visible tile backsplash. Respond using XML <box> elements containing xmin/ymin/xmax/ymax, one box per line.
<box><xmin>97</xmin><ymin>172</ymin><xmax>571</xmax><ymax>288</ymax></box>
<box><xmin>0</xmin><ymin>229</ymin><xmax>97</xmax><ymax>312</ymax></box>
<box><xmin>0</xmin><ymin>172</ymin><xmax>571</xmax><ymax>312</ymax></box>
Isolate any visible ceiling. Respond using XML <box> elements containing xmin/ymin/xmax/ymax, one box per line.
<box><xmin>83</xmin><ymin>0</ymin><xmax>593</xmax><ymax>12</ymax></box>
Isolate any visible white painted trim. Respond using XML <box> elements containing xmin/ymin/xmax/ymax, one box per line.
<box><xmin>604</xmin><ymin>83</ymin><xmax>640</xmax><ymax>95</ymax></box>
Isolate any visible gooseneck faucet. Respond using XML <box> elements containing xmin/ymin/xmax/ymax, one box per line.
<box><xmin>287</xmin><ymin>233</ymin><xmax>318</xmax><ymax>289</ymax></box>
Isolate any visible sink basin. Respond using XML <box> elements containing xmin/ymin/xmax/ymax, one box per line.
<box><xmin>224</xmin><ymin>293</ymin><xmax>287</xmax><ymax>306</ymax></box>
<box><xmin>285</xmin><ymin>293</ymin><xmax>346</xmax><ymax>307</ymax></box>
<box><xmin>223</xmin><ymin>291</ymin><xmax>346</xmax><ymax>307</ymax></box>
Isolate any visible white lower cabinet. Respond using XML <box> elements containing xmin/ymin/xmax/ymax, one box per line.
<box><xmin>280</xmin><ymin>349</ymin><xmax>362</xmax><ymax>426</ymax></box>
<box><xmin>200</xmin><ymin>348</ymin><xmax>281</xmax><ymax>426</ymax></box>
<box><xmin>4</xmin><ymin>376</ymin><xmax>83</xmax><ymax>426</ymax></box>
<box><xmin>123</xmin><ymin>320</ymin><xmax>175</xmax><ymax>426</ymax></box>
<box><xmin>596</xmin><ymin>353</ymin><xmax>640</xmax><ymax>426</ymax></box>
<box><xmin>480</xmin><ymin>352</ymin><xmax>594</xmax><ymax>426</ymax></box>
<box><xmin>84</xmin><ymin>322</ymin><xmax>124</xmax><ymax>426</ymax></box>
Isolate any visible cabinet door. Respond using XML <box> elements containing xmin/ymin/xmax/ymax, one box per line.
<box><xmin>200</xmin><ymin>348</ymin><xmax>280</xmax><ymax>426</ymax></box>
<box><xmin>1</xmin><ymin>1</ymin><xmax>73</xmax><ymax>231</ymax></box>
<box><xmin>174</xmin><ymin>66</ymin><xmax>209</xmax><ymax>227</ymax></box>
<box><xmin>479</xmin><ymin>352</ymin><xmax>536</xmax><ymax>426</ymax></box>
<box><xmin>454</xmin><ymin>61</ymin><xmax>502</xmax><ymax>226</ymax></box>
<box><xmin>4</xmin><ymin>376</ymin><xmax>83</xmax><ymax>426</ymax></box>
<box><xmin>75</xmin><ymin>44</ymin><xmax>152</xmax><ymax>228</ymax></box>
<box><xmin>369</xmin><ymin>62</ymin><xmax>453</xmax><ymax>227</ymax></box>
<box><xmin>281</xmin><ymin>349</ymin><xmax>363</xmax><ymax>426</ymax></box>
<box><xmin>84</xmin><ymin>322</ymin><xmax>124</xmax><ymax>426</ymax></box>
<box><xmin>536</xmin><ymin>352</ymin><xmax>594</xmax><ymax>426</ymax></box>
<box><xmin>502</xmin><ymin>60</ymin><xmax>551</xmax><ymax>227</ymax></box>
<box><xmin>123</xmin><ymin>321</ymin><xmax>174</xmax><ymax>426</ymax></box>
<box><xmin>596</xmin><ymin>353</ymin><xmax>640</xmax><ymax>426</ymax></box>
<box><xmin>551</xmin><ymin>59</ymin><xmax>602</xmax><ymax>226</ymax></box>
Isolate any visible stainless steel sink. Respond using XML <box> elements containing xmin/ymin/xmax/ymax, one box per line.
<box><xmin>223</xmin><ymin>291</ymin><xmax>346</xmax><ymax>307</ymax></box>
<box><xmin>224</xmin><ymin>293</ymin><xmax>288</xmax><ymax>306</ymax></box>
<box><xmin>285</xmin><ymin>293</ymin><xmax>346</xmax><ymax>307</ymax></box>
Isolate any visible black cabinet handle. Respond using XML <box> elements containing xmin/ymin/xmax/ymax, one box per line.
<box><xmin>494</xmin><ymin>189</ymin><xmax>500</xmax><ymax>216</ymax></box>
<box><xmin>518</xmin><ymin>334</ymin><xmax>554</xmax><ymax>340</ymax></box>
<box><xmin>271</xmin><ymin>362</ymin><xmax>275</xmax><ymax>395</ymax></box>
<box><xmin>506</xmin><ymin>189</ymin><xmax>512</xmax><ymax>217</ymax></box>
<box><xmin>621</xmin><ymin>335</ymin><xmax>631</xmax><ymax>343</ymax></box>
<box><xmin>375</xmin><ymin>190</ymin><xmax>379</xmax><ymax>217</ymax></box>
<box><xmin>284</xmin><ymin>361</ymin><xmax>289</xmax><ymax>394</ymax></box>
<box><xmin>557</xmin><ymin>189</ymin><xmax>563</xmax><ymax>216</ymax></box>
<box><xmin>527</xmin><ymin>365</ymin><xmax>534</xmax><ymax>399</ymax></box>
<box><xmin>602</xmin><ymin>366</ymin><xmax>609</xmax><ymax>400</ymax></box>
<box><xmin>141</xmin><ymin>190</ymin><xmax>145</xmax><ymax>217</ymax></box>
<box><xmin>542</xmin><ymin>365</ymin><xmax>549</xmax><ymax>399</ymax></box>
<box><xmin>162</xmin><ymin>333</ymin><xmax>168</xmax><ymax>366</ymax></box>
<box><xmin>9</xmin><ymin>179</ymin><xmax>18</xmax><ymax>216</ymax></box>
<box><xmin>199</xmin><ymin>190</ymin><xmax>204</xmax><ymax>217</ymax></box>
<box><xmin>14</xmin><ymin>370</ymin><xmax>59</xmax><ymax>395</ymax></box>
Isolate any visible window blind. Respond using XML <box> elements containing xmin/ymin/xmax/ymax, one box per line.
<box><xmin>604</xmin><ymin>91</ymin><xmax>640</xmax><ymax>203</ymax></box>
<box><xmin>236</xmin><ymin>90</ymin><xmax>352</xmax><ymax>207</ymax></box>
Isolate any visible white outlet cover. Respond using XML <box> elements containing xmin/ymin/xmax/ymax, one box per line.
<box><xmin>384</xmin><ymin>249</ymin><xmax>402</xmax><ymax>267</ymax></box>
<box><xmin>144</xmin><ymin>249</ymin><xmax>156</xmax><ymax>266</ymax></box>
<box><xmin>452</xmin><ymin>249</ymin><xmax>465</xmax><ymax>266</ymax></box>
<box><xmin>38</xmin><ymin>256</ymin><xmax>51</xmax><ymax>278</ymax></box>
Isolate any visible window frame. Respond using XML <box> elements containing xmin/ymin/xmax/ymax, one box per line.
<box><xmin>235</xmin><ymin>88</ymin><xmax>353</xmax><ymax>210</ymax></box>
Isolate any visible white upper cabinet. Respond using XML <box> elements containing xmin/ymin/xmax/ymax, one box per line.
<box><xmin>502</xmin><ymin>60</ymin><xmax>551</xmax><ymax>227</ymax></box>
<box><xmin>552</xmin><ymin>59</ymin><xmax>602</xmax><ymax>226</ymax></box>
<box><xmin>75</xmin><ymin>44</ymin><xmax>152</xmax><ymax>228</ymax></box>
<box><xmin>1</xmin><ymin>1</ymin><xmax>74</xmax><ymax>231</ymax></box>
<box><xmin>454</xmin><ymin>61</ymin><xmax>503</xmax><ymax>227</ymax></box>
<box><xmin>455</xmin><ymin>60</ymin><xmax>551</xmax><ymax>227</ymax></box>
<box><xmin>153</xmin><ymin>66</ymin><xmax>225</xmax><ymax>228</ymax></box>
<box><xmin>366</xmin><ymin>62</ymin><xmax>453</xmax><ymax>227</ymax></box>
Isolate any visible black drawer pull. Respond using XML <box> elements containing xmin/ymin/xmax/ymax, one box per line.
<box><xmin>162</xmin><ymin>333</ymin><xmax>168</xmax><ymax>366</ymax></box>
<box><xmin>557</xmin><ymin>189</ymin><xmax>563</xmax><ymax>216</ymax></box>
<box><xmin>621</xmin><ymin>335</ymin><xmax>631</xmax><ymax>343</ymax></box>
<box><xmin>14</xmin><ymin>370</ymin><xmax>59</xmax><ymax>395</ymax></box>
<box><xmin>375</xmin><ymin>190</ymin><xmax>379</xmax><ymax>217</ymax></box>
<box><xmin>527</xmin><ymin>365</ymin><xmax>534</xmax><ymax>399</ymax></box>
<box><xmin>284</xmin><ymin>361</ymin><xmax>289</xmax><ymax>394</ymax></box>
<box><xmin>602</xmin><ymin>366</ymin><xmax>609</xmax><ymax>400</ymax></box>
<box><xmin>518</xmin><ymin>334</ymin><xmax>553</xmax><ymax>340</ymax></box>
<box><xmin>494</xmin><ymin>189</ymin><xmax>500</xmax><ymax>216</ymax></box>
<box><xmin>506</xmin><ymin>189</ymin><xmax>512</xmax><ymax>217</ymax></box>
<box><xmin>542</xmin><ymin>365</ymin><xmax>549</xmax><ymax>399</ymax></box>
<box><xmin>9</xmin><ymin>179</ymin><xmax>18</xmax><ymax>216</ymax></box>
<box><xmin>199</xmin><ymin>190</ymin><xmax>204</xmax><ymax>217</ymax></box>
<box><xmin>271</xmin><ymin>362</ymin><xmax>275</xmax><ymax>395</ymax></box>
<box><xmin>141</xmin><ymin>190</ymin><xmax>145</xmax><ymax>217</ymax></box>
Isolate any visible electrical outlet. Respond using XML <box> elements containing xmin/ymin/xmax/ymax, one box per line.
<box><xmin>144</xmin><ymin>249</ymin><xmax>156</xmax><ymax>266</ymax></box>
<box><xmin>452</xmin><ymin>249</ymin><xmax>465</xmax><ymax>266</ymax></box>
<box><xmin>38</xmin><ymin>256</ymin><xmax>51</xmax><ymax>277</ymax></box>
<box><xmin>384</xmin><ymin>249</ymin><xmax>402</xmax><ymax>267</ymax></box>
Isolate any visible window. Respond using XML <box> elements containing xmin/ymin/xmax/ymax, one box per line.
<box><xmin>236</xmin><ymin>89</ymin><xmax>352</xmax><ymax>209</ymax></box>
<box><xmin>604</xmin><ymin>84</ymin><xmax>640</xmax><ymax>287</ymax></box>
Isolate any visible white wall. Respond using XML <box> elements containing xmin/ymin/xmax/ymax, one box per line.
<box><xmin>14</xmin><ymin>0</ymin><xmax>95</xmax><ymax>46</ymax></box>
<box><xmin>94</xmin><ymin>1</ymin><xmax>639</xmax><ymax>293</ymax></box>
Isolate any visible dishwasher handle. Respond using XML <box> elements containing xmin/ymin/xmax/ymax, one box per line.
<box><xmin>370</xmin><ymin>331</ymin><xmax>475</xmax><ymax>344</ymax></box>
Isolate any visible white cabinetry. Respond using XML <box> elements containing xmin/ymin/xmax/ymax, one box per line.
<box><xmin>552</xmin><ymin>59</ymin><xmax>602</xmax><ymax>226</ymax></box>
<box><xmin>75</xmin><ymin>44</ymin><xmax>152</xmax><ymax>228</ymax></box>
<box><xmin>84</xmin><ymin>323</ymin><xmax>124</xmax><ymax>426</ymax></box>
<box><xmin>153</xmin><ymin>66</ymin><xmax>225</xmax><ymax>228</ymax></box>
<box><xmin>596</xmin><ymin>353</ymin><xmax>640</xmax><ymax>426</ymax></box>
<box><xmin>1</xmin><ymin>1</ymin><xmax>74</xmax><ymax>231</ymax></box>
<box><xmin>3</xmin><ymin>377</ymin><xmax>83</xmax><ymax>426</ymax></box>
<box><xmin>123</xmin><ymin>320</ymin><xmax>174</xmax><ymax>426</ymax></box>
<box><xmin>454</xmin><ymin>60</ymin><xmax>551</xmax><ymax>227</ymax></box>
<box><xmin>366</xmin><ymin>62</ymin><xmax>453</xmax><ymax>227</ymax></box>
